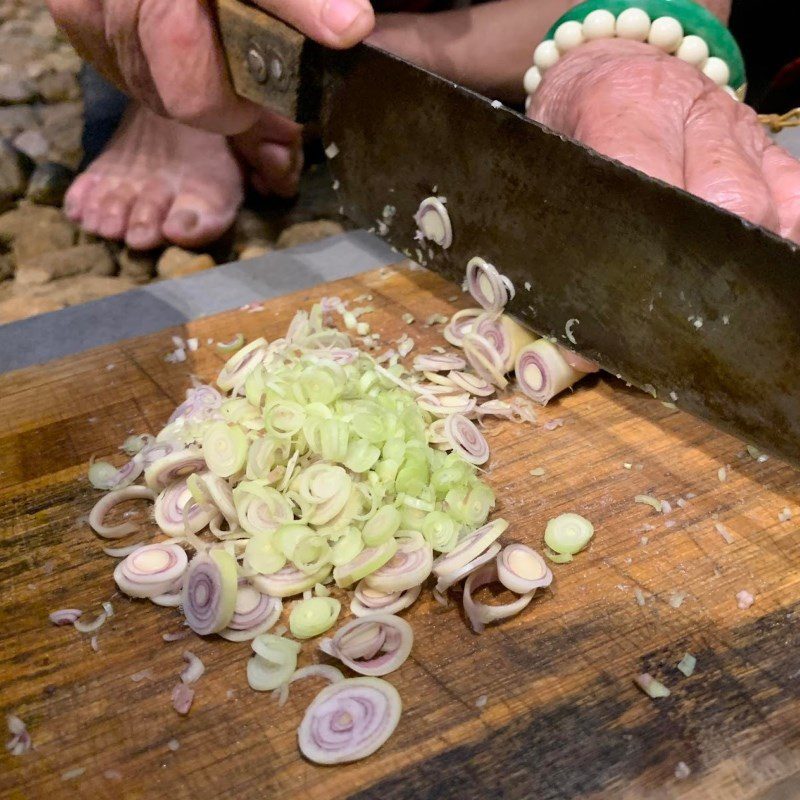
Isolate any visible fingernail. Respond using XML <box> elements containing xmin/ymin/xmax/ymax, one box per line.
<box><xmin>321</xmin><ymin>0</ymin><xmax>368</xmax><ymax>36</ymax></box>
<box><xmin>169</xmin><ymin>209</ymin><xmax>200</xmax><ymax>232</ymax></box>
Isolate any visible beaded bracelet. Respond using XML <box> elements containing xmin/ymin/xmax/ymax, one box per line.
<box><xmin>524</xmin><ymin>0</ymin><xmax>746</xmax><ymax>106</ymax></box>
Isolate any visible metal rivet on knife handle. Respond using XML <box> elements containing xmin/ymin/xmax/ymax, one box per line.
<box><xmin>246</xmin><ymin>42</ymin><xmax>268</xmax><ymax>83</ymax></box>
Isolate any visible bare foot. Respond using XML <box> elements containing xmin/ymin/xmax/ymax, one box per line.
<box><xmin>65</xmin><ymin>104</ymin><xmax>244</xmax><ymax>250</ymax></box>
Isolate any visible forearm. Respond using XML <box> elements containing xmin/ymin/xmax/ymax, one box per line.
<box><xmin>370</xmin><ymin>0</ymin><xmax>733</xmax><ymax>102</ymax></box>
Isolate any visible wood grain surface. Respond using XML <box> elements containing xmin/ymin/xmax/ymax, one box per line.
<box><xmin>2</xmin><ymin>263</ymin><xmax>799</xmax><ymax>800</ymax></box>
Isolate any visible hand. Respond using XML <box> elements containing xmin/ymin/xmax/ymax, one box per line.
<box><xmin>528</xmin><ymin>39</ymin><xmax>800</xmax><ymax>243</ymax></box>
<box><xmin>46</xmin><ymin>0</ymin><xmax>375</xmax><ymax>134</ymax></box>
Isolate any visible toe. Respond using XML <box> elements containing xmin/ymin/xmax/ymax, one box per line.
<box><xmin>162</xmin><ymin>197</ymin><xmax>238</xmax><ymax>249</ymax></box>
<box><xmin>96</xmin><ymin>186</ymin><xmax>136</xmax><ymax>240</ymax></box>
<box><xmin>250</xmin><ymin>141</ymin><xmax>303</xmax><ymax>198</ymax></box>
<box><xmin>126</xmin><ymin>180</ymin><xmax>174</xmax><ymax>250</ymax></box>
<box><xmin>64</xmin><ymin>173</ymin><xmax>100</xmax><ymax>222</ymax></box>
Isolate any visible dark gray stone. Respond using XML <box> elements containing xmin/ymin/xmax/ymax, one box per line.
<box><xmin>0</xmin><ymin>138</ymin><xmax>34</xmax><ymax>208</ymax></box>
<box><xmin>26</xmin><ymin>161</ymin><xmax>74</xmax><ymax>206</ymax></box>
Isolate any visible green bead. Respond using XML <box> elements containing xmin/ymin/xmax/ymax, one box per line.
<box><xmin>545</xmin><ymin>0</ymin><xmax>746</xmax><ymax>92</ymax></box>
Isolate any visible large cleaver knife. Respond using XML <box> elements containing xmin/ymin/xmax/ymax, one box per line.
<box><xmin>216</xmin><ymin>0</ymin><xmax>800</xmax><ymax>468</ymax></box>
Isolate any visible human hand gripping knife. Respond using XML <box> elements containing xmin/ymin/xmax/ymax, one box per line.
<box><xmin>214</xmin><ymin>0</ymin><xmax>800</xmax><ymax>467</ymax></box>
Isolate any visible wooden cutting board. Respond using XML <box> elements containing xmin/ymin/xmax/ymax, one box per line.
<box><xmin>2</xmin><ymin>262</ymin><xmax>800</xmax><ymax>800</ymax></box>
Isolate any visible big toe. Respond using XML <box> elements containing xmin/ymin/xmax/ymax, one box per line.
<box><xmin>162</xmin><ymin>197</ymin><xmax>239</xmax><ymax>249</ymax></box>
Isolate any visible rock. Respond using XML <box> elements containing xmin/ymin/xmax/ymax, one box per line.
<box><xmin>0</xmin><ymin>138</ymin><xmax>34</xmax><ymax>208</ymax></box>
<box><xmin>0</xmin><ymin>105</ymin><xmax>38</xmax><ymax>138</ymax></box>
<box><xmin>36</xmin><ymin>70</ymin><xmax>80</xmax><ymax>103</ymax></box>
<box><xmin>232</xmin><ymin>207</ymin><xmax>278</xmax><ymax>250</ymax></box>
<box><xmin>0</xmin><ymin>67</ymin><xmax>37</xmax><ymax>104</ymax></box>
<box><xmin>13</xmin><ymin>128</ymin><xmax>48</xmax><ymax>160</ymax></box>
<box><xmin>0</xmin><ymin>29</ymin><xmax>53</xmax><ymax>68</ymax></box>
<box><xmin>0</xmin><ymin>252</ymin><xmax>12</xmax><ymax>281</ymax></box>
<box><xmin>238</xmin><ymin>244</ymin><xmax>272</xmax><ymax>261</ymax></box>
<box><xmin>156</xmin><ymin>247</ymin><xmax>216</xmax><ymax>279</ymax></box>
<box><xmin>275</xmin><ymin>219</ymin><xmax>344</xmax><ymax>250</ymax></box>
<box><xmin>0</xmin><ymin>275</ymin><xmax>137</xmax><ymax>324</ymax></box>
<box><xmin>26</xmin><ymin>161</ymin><xmax>73</xmax><ymax>206</ymax></box>
<box><xmin>39</xmin><ymin>102</ymin><xmax>83</xmax><ymax>169</ymax></box>
<box><xmin>15</xmin><ymin>243</ymin><xmax>115</xmax><ymax>286</ymax></box>
<box><xmin>118</xmin><ymin>248</ymin><xmax>157</xmax><ymax>284</ymax></box>
<box><xmin>0</xmin><ymin>203</ymin><xmax>76</xmax><ymax>260</ymax></box>
<box><xmin>30</xmin><ymin>13</ymin><xmax>57</xmax><ymax>40</ymax></box>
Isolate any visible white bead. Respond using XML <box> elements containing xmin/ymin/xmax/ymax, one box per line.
<box><xmin>647</xmin><ymin>16</ymin><xmax>683</xmax><ymax>53</ymax></box>
<box><xmin>582</xmin><ymin>9</ymin><xmax>616</xmax><ymax>40</ymax></box>
<box><xmin>615</xmin><ymin>8</ymin><xmax>651</xmax><ymax>42</ymax></box>
<box><xmin>702</xmin><ymin>56</ymin><xmax>730</xmax><ymax>86</ymax></box>
<box><xmin>722</xmin><ymin>85</ymin><xmax>740</xmax><ymax>101</ymax></box>
<box><xmin>554</xmin><ymin>20</ymin><xmax>585</xmax><ymax>53</ymax></box>
<box><xmin>533</xmin><ymin>40</ymin><xmax>560</xmax><ymax>72</ymax></box>
<box><xmin>675</xmin><ymin>34</ymin><xmax>709</xmax><ymax>65</ymax></box>
<box><xmin>523</xmin><ymin>65</ymin><xmax>542</xmax><ymax>95</ymax></box>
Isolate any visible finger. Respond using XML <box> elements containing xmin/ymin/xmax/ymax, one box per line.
<box><xmin>133</xmin><ymin>0</ymin><xmax>261</xmax><ymax>133</ymax></box>
<box><xmin>761</xmin><ymin>144</ymin><xmax>800</xmax><ymax>244</ymax></box>
<box><xmin>684</xmin><ymin>90</ymin><xmax>778</xmax><ymax>232</ymax></box>
<box><xmin>529</xmin><ymin>42</ymin><xmax>688</xmax><ymax>187</ymax></box>
<box><xmin>253</xmin><ymin>0</ymin><xmax>374</xmax><ymax>49</ymax></box>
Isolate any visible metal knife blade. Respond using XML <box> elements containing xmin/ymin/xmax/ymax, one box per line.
<box><xmin>217</xmin><ymin>0</ymin><xmax>800</xmax><ymax>468</ymax></box>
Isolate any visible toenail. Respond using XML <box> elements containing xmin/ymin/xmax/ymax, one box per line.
<box><xmin>169</xmin><ymin>209</ymin><xmax>200</xmax><ymax>231</ymax></box>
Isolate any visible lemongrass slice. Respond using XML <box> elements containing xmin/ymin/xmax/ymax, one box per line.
<box><xmin>88</xmin><ymin>456</ymin><xmax>143</xmax><ymax>491</ymax></box>
<box><xmin>49</xmin><ymin>608</ymin><xmax>82</xmax><ymax>626</ymax></box>
<box><xmin>298</xmin><ymin>677</ymin><xmax>402</xmax><ymax>764</ymax></box>
<box><xmin>252</xmin><ymin>563</ymin><xmax>331</xmax><ymax>598</ymax></box>
<box><xmin>113</xmin><ymin>543</ymin><xmax>188</xmax><ymax>599</ymax></box>
<box><xmin>329</xmin><ymin>528</ymin><xmax>364</xmax><ymax>567</ymax></box>
<box><xmin>497</xmin><ymin>544</ymin><xmax>552</xmax><ymax>594</ymax></box>
<box><xmin>515</xmin><ymin>339</ymin><xmax>584</xmax><ymax>405</ymax></box>
<box><xmin>199</xmin><ymin>473</ymin><xmax>238</xmax><ymax>528</ymax></box>
<box><xmin>435</xmin><ymin>542</ymin><xmax>501</xmax><ymax>593</ymax></box>
<box><xmin>144</xmin><ymin>449</ymin><xmax>207</xmax><ymax>490</ymax></box>
<box><xmin>333</xmin><ymin>538</ymin><xmax>398</xmax><ymax>589</ymax></box>
<box><xmin>289</xmin><ymin>597</ymin><xmax>341</xmax><ymax>639</ymax></box>
<box><xmin>463</xmin><ymin>333</ymin><xmax>508</xmax><ymax>389</ymax></box>
<box><xmin>202</xmin><ymin>422</ymin><xmax>247</xmax><ymax>478</ymax></box>
<box><xmin>543</xmin><ymin>513</ymin><xmax>594</xmax><ymax>558</ymax></box>
<box><xmin>219</xmin><ymin>583</ymin><xmax>283</xmax><ymax>641</ymax></box>
<box><xmin>443</xmin><ymin>308</ymin><xmax>482</xmax><ymax>348</ymax></box>
<box><xmin>121</xmin><ymin>433</ymin><xmax>153</xmax><ymax>455</ymax></box>
<box><xmin>474</xmin><ymin>314</ymin><xmax>536</xmax><ymax>373</ymax></box>
<box><xmin>319</xmin><ymin>614</ymin><xmax>412</xmax><ymax>676</ymax></box>
<box><xmin>432</xmin><ymin>518</ymin><xmax>508</xmax><ymax>579</ymax></box>
<box><xmin>447</xmin><ymin>371</ymin><xmax>494</xmax><ymax>397</ymax></box>
<box><xmin>154</xmin><ymin>480</ymin><xmax>217</xmax><ymax>537</ymax></box>
<box><xmin>182</xmin><ymin>549</ymin><xmax>238</xmax><ymax>635</ymax></box>
<box><xmin>361</xmin><ymin>505</ymin><xmax>401</xmax><ymax>547</ymax></box>
<box><xmin>89</xmin><ymin>486</ymin><xmax>156</xmax><ymax>539</ymax></box>
<box><xmin>350</xmin><ymin>582</ymin><xmax>421</xmax><ymax>617</ymax></box>
<box><xmin>444</xmin><ymin>414</ymin><xmax>489</xmax><ymax>465</ymax></box>
<box><xmin>217</xmin><ymin>338</ymin><xmax>267</xmax><ymax>391</ymax></box>
<box><xmin>243</xmin><ymin>530</ymin><xmax>287</xmax><ymax>575</ymax></box>
<box><xmin>558</xmin><ymin>345</ymin><xmax>599</xmax><ymax>373</ymax></box>
<box><xmin>290</xmin><ymin>664</ymin><xmax>344</xmax><ymax>686</ymax></box>
<box><xmin>466</xmin><ymin>257</ymin><xmax>508</xmax><ymax>311</ymax></box>
<box><xmin>248</xmin><ymin>634</ymin><xmax>300</xmax><ymax>691</ymax></box>
<box><xmin>421</xmin><ymin>510</ymin><xmax>460</xmax><ymax>553</ymax></box>
<box><xmin>151</xmin><ymin>581</ymin><xmax>184</xmax><ymax>607</ymax></box>
<box><xmin>168</xmin><ymin>383</ymin><xmax>223</xmax><ymax>424</ymax></box>
<box><xmin>363</xmin><ymin>533</ymin><xmax>433</xmax><ymax>593</ymax></box>
<box><xmin>180</xmin><ymin>650</ymin><xmax>205</xmax><ymax>685</ymax></box>
<box><xmin>463</xmin><ymin>562</ymin><xmax>534</xmax><ymax>634</ymax></box>
<box><xmin>412</xmin><ymin>353</ymin><xmax>467</xmax><ymax>372</ymax></box>
<box><xmin>414</xmin><ymin>196</ymin><xmax>452</xmax><ymax>248</ymax></box>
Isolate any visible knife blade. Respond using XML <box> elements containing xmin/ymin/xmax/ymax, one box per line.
<box><xmin>216</xmin><ymin>0</ymin><xmax>800</xmax><ymax>468</ymax></box>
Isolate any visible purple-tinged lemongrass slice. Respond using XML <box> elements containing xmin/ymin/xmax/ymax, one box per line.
<box><xmin>139</xmin><ymin>440</ymin><xmax>177</xmax><ymax>467</ymax></box>
<box><xmin>154</xmin><ymin>479</ymin><xmax>216</xmax><ymax>537</ymax></box>
<box><xmin>172</xmin><ymin>682</ymin><xmax>195</xmax><ymax>715</ymax></box>
<box><xmin>443</xmin><ymin>308</ymin><xmax>482</xmax><ymax>348</ymax></box>
<box><xmin>114</xmin><ymin>542</ymin><xmax>188</xmax><ymax>599</ymax></box>
<box><xmin>248</xmin><ymin>634</ymin><xmax>301</xmax><ymax>691</ymax></box>
<box><xmin>180</xmin><ymin>650</ymin><xmax>205</xmax><ymax>685</ymax></box>
<box><xmin>145</xmin><ymin>448</ymin><xmax>207</xmax><ymax>490</ymax></box>
<box><xmin>350</xmin><ymin>582</ymin><xmax>421</xmax><ymax>617</ymax></box>
<box><xmin>74</xmin><ymin>610</ymin><xmax>107</xmax><ymax>633</ymax></box>
<box><xmin>49</xmin><ymin>608</ymin><xmax>82</xmax><ymax>626</ymax></box>
<box><xmin>463</xmin><ymin>562</ymin><xmax>534</xmax><ymax>634</ymax></box>
<box><xmin>332</xmin><ymin>538</ymin><xmax>397</xmax><ymax>589</ymax></box>
<box><xmin>435</xmin><ymin>542</ymin><xmax>501</xmax><ymax>593</ymax></box>
<box><xmin>497</xmin><ymin>544</ymin><xmax>553</xmax><ymax>594</ymax></box>
<box><xmin>466</xmin><ymin>257</ymin><xmax>509</xmax><ymax>312</ymax></box>
<box><xmin>102</xmin><ymin>542</ymin><xmax>146</xmax><ymax>558</ymax></box>
<box><xmin>414</xmin><ymin>196</ymin><xmax>452</xmax><ymax>248</ymax></box>
<box><xmin>298</xmin><ymin>677</ymin><xmax>402</xmax><ymax>764</ymax></box>
<box><xmin>364</xmin><ymin>533</ymin><xmax>433</xmax><ymax>593</ymax></box>
<box><xmin>219</xmin><ymin>582</ymin><xmax>283</xmax><ymax>641</ymax></box>
<box><xmin>88</xmin><ymin>455</ymin><xmax>144</xmax><ymax>491</ymax></box>
<box><xmin>422</xmin><ymin>371</ymin><xmax>456</xmax><ymax>387</ymax></box>
<box><xmin>290</xmin><ymin>664</ymin><xmax>344</xmax><ymax>687</ymax></box>
<box><xmin>432</xmin><ymin>518</ymin><xmax>508</xmax><ymax>579</ymax></box>
<box><xmin>475</xmin><ymin>313</ymin><xmax>536</xmax><ymax>372</ymax></box>
<box><xmin>474</xmin><ymin>399</ymin><xmax>514</xmax><ymax>419</ymax></box>
<box><xmin>182</xmin><ymin>549</ymin><xmax>238</xmax><ymax>635</ymax></box>
<box><xmin>198</xmin><ymin>473</ymin><xmax>238</xmax><ymax>528</ymax></box>
<box><xmin>89</xmin><ymin>486</ymin><xmax>157</xmax><ymax>539</ymax></box>
<box><xmin>417</xmin><ymin>393</ymin><xmax>476</xmax><ymax>417</ymax></box>
<box><xmin>319</xmin><ymin>614</ymin><xmax>412</xmax><ymax>676</ymax></box>
<box><xmin>444</xmin><ymin>414</ymin><xmax>489</xmax><ymax>465</ymax></box>
<box><xmin>447</xmin><ymin>371</ymin><xmax>494</xmax><ymax>397</ymax></box>
<box><xmin>463</xmin><ymin>333</ymin><xmax>508</xmax><ymax>389</ymax></box>
<box><xmin>217</xmin><ymin>338</ymin><xmax>268</xmax><ymax>392</ymax></box>
<box><xmin>412</xmin><ymin>353</ymin><xmax>467</xmax><ymax>373</ymax></box>
<box><xmin>515</xmin><ymin>339</ymin><xmax>585</xmax><ymax>405</ymax></box>
<box><xmin>252</xmin><ymin>563</ymin><xmax>331</xmax><ymax>598</ymax></box>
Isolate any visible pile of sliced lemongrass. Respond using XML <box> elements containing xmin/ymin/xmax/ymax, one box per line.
<box><xmin>83</xmin><ymin>258</ymin><xmax>595</xmax><ymax>765</ymax></box>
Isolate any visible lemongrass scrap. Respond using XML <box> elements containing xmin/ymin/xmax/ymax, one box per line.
<box><xmin>634</xmin><ymin>588</ymin><xmax>646</xmax><ymax>606</ymax></box>
<box><xmin>635</xmin><ymin>495</ymin><xmax>662</xmax><ymax>513</ymax></box>
<box><xmin>779</xmin><ymin>508</ymin><xmax>792</xmax><ymax>522</ymax></box>
<box><xmin>529</xmin><ymin>467</ymin><xmax>545</xmax><ymax>477</ymax></box>
<box><xmin>634</xmin><ymin>673</ymin><xmax>671</xmax><ymax>699</ymax></box>
<box><xmin>718</xmin><ymin>466</ymin><xmax>728</xmax><ymax>482</ymax></box>
<box><xmin>714</xmin><ymin>522</ymin><xmax>734</xmax><ymax>544</ymax></box>
<box><xmin>736</xmin><ymin>590</ymin><xmax>754</xmax><ymax>610</ymax></box>
<box><xmin>677</xmin><ymin>653</ymin><xmax>696</xmax><ymax>677</ymax></box>
<box><xmin>668</xmin><ymin>591</ymin><xmax>687</xmax><ymax>609</ymax></box>
<box><xmin>401</xmin><ymin>313</ymin><xmax>414</xmax><ymax>324</ymax></box>
<box><xmin>675</xmin><ymin>762</ymin><xmax>691</xmax><ymax>780</ymax></box>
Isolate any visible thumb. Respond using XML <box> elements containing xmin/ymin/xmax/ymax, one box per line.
<box><xmin>254</xmin><ymin>0</ymin><xmax>374</xmax><ymax>48</ymax></box>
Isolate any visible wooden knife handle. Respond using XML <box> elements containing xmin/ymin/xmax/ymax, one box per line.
<box><xmin>215</xmin><ymin>0</ymin><xmax>322</xmax><ymax>122</ymax></box>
